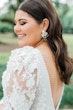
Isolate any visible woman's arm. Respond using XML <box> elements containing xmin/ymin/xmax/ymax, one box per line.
<box><xmin>0</xmin><ymin>47</ymin><xmax>39</xmax><ymax>110</ymax></box>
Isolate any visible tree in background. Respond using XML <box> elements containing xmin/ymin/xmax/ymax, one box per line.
<box><xmin>0</xmin><ymin>0</ymin><xmax>24</xmax><ymax>26</ymax></box>
<box><xmin>52</xmin><ymin>0</ymin><xmax>73</xmax><ymax>33</ymax></box>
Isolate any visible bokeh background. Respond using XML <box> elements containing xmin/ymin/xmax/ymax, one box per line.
<box><xmin>0</xmin><ymin>0</ymin><xmax>73</xmax><ymax>109</ymax></box>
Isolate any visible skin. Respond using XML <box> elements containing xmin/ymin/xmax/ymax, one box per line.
<box><xmin>14</xmin><ymin>10</ymin><xmax>49</xmax><ymax>47</ymax></box>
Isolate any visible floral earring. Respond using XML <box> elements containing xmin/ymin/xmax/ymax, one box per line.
<box><xmin>41</xmin><ymin>30</ymin><xmax>49</xmax><ymax>41</ymax></box>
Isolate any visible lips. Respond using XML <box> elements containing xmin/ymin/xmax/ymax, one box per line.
<box><xmin>18</xmin><ymin>34</ymin><xmax>25</xmax><ymax>39</ymax></box>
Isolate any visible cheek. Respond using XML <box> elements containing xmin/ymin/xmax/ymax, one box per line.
<box><xmin>23</xmin><ymin>24</ymin><xmax>41</xmax><ymax>39</ymax></box>
<box><xmin>19</xmin><ymin>23</ymin><xmax>42</xmax><ymax>47</ymax></box>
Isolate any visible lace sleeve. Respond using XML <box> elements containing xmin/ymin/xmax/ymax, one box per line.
<box><xmin>0</xmin><ymin>47</ymin><xmax>39</xmax><ymax>110</ymax></box>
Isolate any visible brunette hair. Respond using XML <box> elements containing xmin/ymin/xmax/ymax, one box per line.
<box><xmin>18</xmin><ymin>0</ymin><xmax>73</xmax><ymax>84</ymax></box>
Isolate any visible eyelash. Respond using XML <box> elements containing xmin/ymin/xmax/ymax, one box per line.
<box><xmin>14</xmin><ymin>22</ymin><xmax>27</xmax><ymax>25</ymax></box>
<box><xmin>20</xmin><ymin>22</ymin><xmax>26</xmax><ymax>25</ymax></box>
<box><xmin>14</xmin><ymin>23</ymin><xmax>16</xmax><ymax>25</ymax></box>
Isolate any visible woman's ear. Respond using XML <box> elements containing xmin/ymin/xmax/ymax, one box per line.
<box><xmin>41</xmin><ymin>18</ymin><xmax>49</xmax><ymax>31</ymax></box>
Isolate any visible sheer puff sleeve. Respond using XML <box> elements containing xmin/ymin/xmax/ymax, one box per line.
<box><xmin>0</xmin><ymin>46</ymin><xmax>39</xmax><ymax>110</ymax></box>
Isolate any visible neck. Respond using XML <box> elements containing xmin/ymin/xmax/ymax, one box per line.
<box><xmin>34</xmin><ymin>38</ymin><xmax>45</xmax><ymax>48</ymax></box>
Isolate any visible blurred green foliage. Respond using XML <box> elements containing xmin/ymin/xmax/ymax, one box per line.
<box><xmin>0</xmin><ymin>22</ymin><xmax>13</xmax><ymax>33</ymax></box>
<box><xmin>53</xmin><ymin>0</ymin><xmax>73</xmax><ymax>34</ymax></box>
<box><xmin>0</xmin><ymin>52</ymin><xmax>10</xmax><ymax>98</ymax></box>
<box><xmin>60</xmin><ymin>84</ymin><xmax>73</xmax><ymax>109</ymax></box>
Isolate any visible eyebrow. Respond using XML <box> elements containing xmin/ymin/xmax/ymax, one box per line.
<box><xmin>19</xmin><ymin>18</ymin><xmax>27</xmax><ymax>21</ymax></box>
<box><xmin>14</xmin><ymin>18</ymin><xmax>27</xmax><ymax>23</ymax></box>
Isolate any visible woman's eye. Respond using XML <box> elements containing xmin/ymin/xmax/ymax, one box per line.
<box><xmin>14</xmin><ymin>22</ymin><xmax>16</xmax><ymax>25</ymax></box>
<box><xmin>20</xmin><ymin>22</ymin><xmax>27</xmax><ymax>25</ymax></box>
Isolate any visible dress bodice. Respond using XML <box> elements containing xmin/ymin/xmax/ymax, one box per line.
<box><xmin>0</xmin><ymin>46</ymin><xmax>64</xmax><ymax>110</ymax></box>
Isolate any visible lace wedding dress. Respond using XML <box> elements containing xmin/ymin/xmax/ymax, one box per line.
<box><xmin>0</xmin><ymin>46</ymin><xmax>64</xmax><ymax>110</ymax></box>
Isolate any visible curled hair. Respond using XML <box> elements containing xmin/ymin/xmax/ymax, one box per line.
<box><xmin>18</xmin><ymin>0</ymin><xmax>73</xmax><ymax>84</ymax></box>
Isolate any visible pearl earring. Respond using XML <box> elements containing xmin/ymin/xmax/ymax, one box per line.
<box><xmin>41</xmin><ymin>30</ymin><xmax>49</xmax><ymax>41</ymax></box>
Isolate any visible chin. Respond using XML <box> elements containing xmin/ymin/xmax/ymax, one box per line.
<box><xmin>18</xmin><ymin>41</ymin><xmax>34</xmax><ymax>47</ymax></box>
<box><xmin>18</xmin><ymin>42</ymin><xmax>30</xmax><ymax>47</ymax></box>
<box><xmin>18</xmin><ymin>43</ymin><xmax>25</xmax><ymax>47</ymax></box>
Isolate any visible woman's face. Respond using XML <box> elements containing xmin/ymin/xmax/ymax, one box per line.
<box><xmin>14</xmin><ymin>10</ymin><xmax>43</xmax><ymax>47</ymax></box>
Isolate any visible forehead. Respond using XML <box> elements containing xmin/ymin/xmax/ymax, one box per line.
<box><xmin>15</xmin><ymin>10</ymin><xmax>33</xmax><ymax>21</ymax></box>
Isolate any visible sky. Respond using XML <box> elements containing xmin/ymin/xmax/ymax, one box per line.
<box><xmin>0</xmin><ymin>0</ymin><xmax>8</xmax><ymax>8</ymax></box>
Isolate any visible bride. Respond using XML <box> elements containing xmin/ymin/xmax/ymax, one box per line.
<box><xmin>0</xmin><ymin>0</ymin><xmax>73</xmax><ymax>110</ymax></box>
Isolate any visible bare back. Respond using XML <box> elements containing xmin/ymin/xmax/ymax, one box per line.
<box><xmin>37</xmin><ymin>42</ymin><xmax>63</xmax><ymax>108</ymax></box>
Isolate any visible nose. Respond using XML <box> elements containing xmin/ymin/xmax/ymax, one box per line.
<box><xmin>14</xmin><ymin>24</ymin><xmax>21</xmax><ymax>34</ymax></box>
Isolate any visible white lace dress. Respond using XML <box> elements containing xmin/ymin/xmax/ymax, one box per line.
<box><xmin>0</xmin><ymin>46</ymin><xmax>64</xmax><ymax>110</ymax></box>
